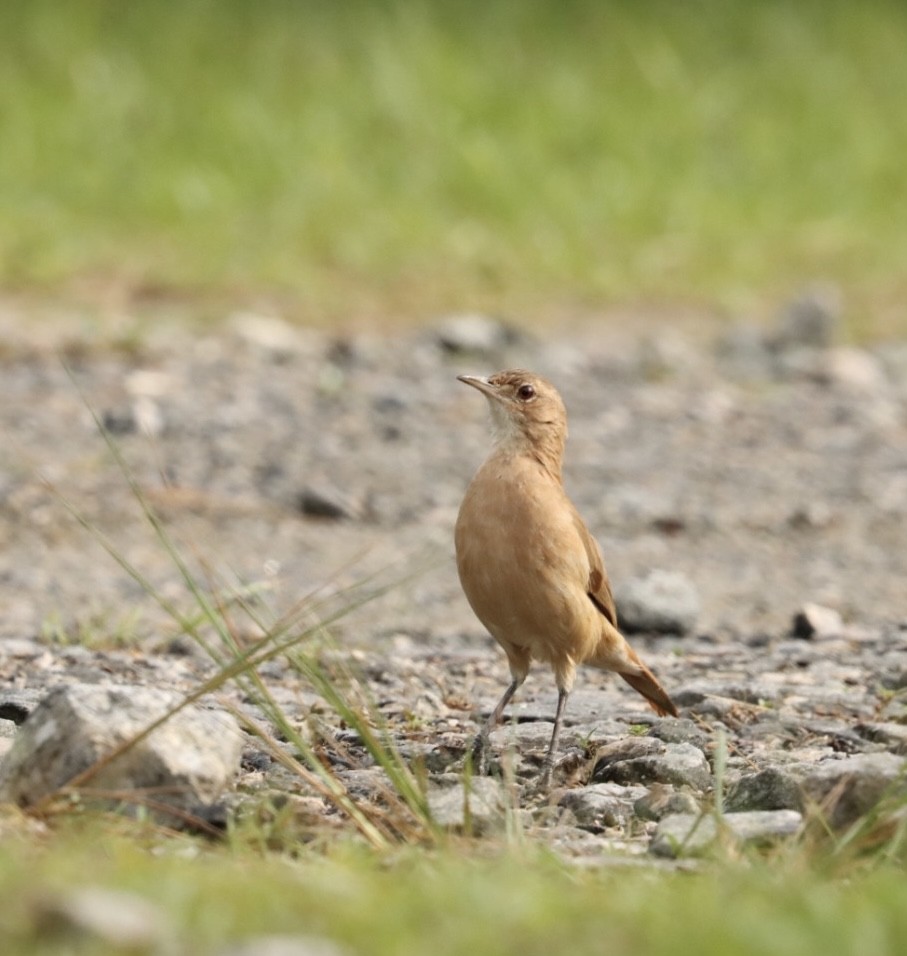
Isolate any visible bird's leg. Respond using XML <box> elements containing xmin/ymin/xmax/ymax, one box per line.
<box><xmin>470</xmin><ymin>677</ymin><xmax>522</xmax><ymax>775</ymax></box>
<box><xmin>539</xmin><ymin>687</ymin><xmax>570</xmax><ymax>788</ymax></box>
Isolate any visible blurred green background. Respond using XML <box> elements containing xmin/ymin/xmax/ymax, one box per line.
<box><xmin>2</xmin><ymin>0</ymin><xmax>906</xmax><ymax>333</ymax></box>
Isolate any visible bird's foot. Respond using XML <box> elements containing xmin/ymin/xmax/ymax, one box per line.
<box><xmin>536</xmin><ymin>748</ymin><xmax>583</xmax><ymax>792</ymax></box>
<box><xmin>468</xmin><ymin>734</ymin><xmax>490</xmax><ymax>776</ymax></box>
<box><xmin>538</xmin><ymin>759</ymin><xmax>555</xmax><ymax>791</ymax></box>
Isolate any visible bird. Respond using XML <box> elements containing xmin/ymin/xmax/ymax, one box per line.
<box><xmin>454</xmin><ymin>369</ymin><xmax>678</xmax><ymax>786</ymax></box>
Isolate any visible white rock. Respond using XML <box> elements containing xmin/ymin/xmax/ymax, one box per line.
<box><xmin>821</xmin><ymin>347</ymin><xmax>888</xmax><ymax>393</ymax></box>
<box><xmin>230</xmin><ymin>312</ymin><xmax>307</xmax><ymax>357</ymax></box>
<box><xmin>792</xmin><ymin>602</ymin><xmax>843</xmax><ymax>639</ymax></box>
<box><xmin>0</xmin><ymin>684</ymin><xmax>243</xmax><ymax>822</ymax></box>
<box><xmin>436</xmin><ymin>313</ymin><xmax>514</xmax><ymax>354</ymax></box>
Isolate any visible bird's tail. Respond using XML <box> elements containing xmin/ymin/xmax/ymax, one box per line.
<box><xmin>592</xmin><ymin>623</ymin><xmax>679</xmax><ymax>717</ymax></box>
<box><xmin>619</xmin><ymin>662</ymin><xmax>678</xmax><ymax>718</ymax></box>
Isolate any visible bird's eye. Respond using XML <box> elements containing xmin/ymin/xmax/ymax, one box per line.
<box><xmin>517</xmin><ymin>383</ymin><xmax>536</xmax><ymax>401</ymax></box>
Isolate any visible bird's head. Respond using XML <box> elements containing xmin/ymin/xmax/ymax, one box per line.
<box><xmin>457</xmin><ymin>369</ymin><xmax>568</xmax><ymax>466</ymax></box>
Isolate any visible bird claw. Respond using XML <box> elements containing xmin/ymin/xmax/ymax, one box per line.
<box><xmin>469</xmin><ymin>734</ymin><xmax>490</xmax><ymax>776</ymax></box>
<box><xmin>537</xmin><ymin>748</ymin><xmax>581</xmax><ymax>791</ymax></box>
<box><xmin>537</xmin><ymin>756</ymin><xmax>556</xmax><ymax>791</ymax></box>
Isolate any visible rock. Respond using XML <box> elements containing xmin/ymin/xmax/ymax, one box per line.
<box><xmin>33</xmin><ymin>887</ymin><xmax>167</xmax><ymax>950</ymax></box>
<box><xmin>0</xmin><ymin>722</ymin><xmax>16</xmax><ymax>760</ymax></box>
<box><xmin>727</xmin><ymin>753</ymin><xmax>907</xmax><ymax>828</ymax></box>
<box><xmin>771</xmin><ymin>284</ymin><xmax>841</xmax><ymax>351</ymax></box>
<box><xmin>856</xmin><ymin>722</ymin><xmax>907</xmax><ymax>755</ymax></box>
<box><xmin>792</xmin><ymin>603</ymin><xmax>843</xmax><ymax>639</ymax></box>
<box><xmin>297</xmin><ymin>485</ymin><xmax>362</xmax><ymax>520</ymax></box>
<box><xmin>426</xmin><ymin>776</ymin><xmax>506</xmax><ymax>833</ymax></box>
<box><xmin>875</xmin><ymin>341</ymin><xmax>907</xmax><ymax>397</ymax></box>
<box><xmin>772</xmin><ymin>346</ymin><xmax>825</xmax><ymax>383</ymax></box>
<box><xmin>488</xmin><ymin>720</ymin><xmax>557</xmax><ymax>752</ymax></box>
<box><xmin>592</xmin><ymin>739</ymin><xmax>711</xmax><ymax>791</ymax></box>
<box><xmin>725</xmin><ymin>767</ymin><xmax>803</xmax><ymax>813</ymax></box>
<box><xmin>636</xmin><ymin>331</ymin><xmax>703</xmax><ymax>381</ymax></box>
<box><xmin>0</xmin><ymin>685</ymin><xmax>242</xmax><ymax>823</ymax></box>
<box><xmin>558</xmin><ymin>782</ymin><xmax>645</xmax><ymax>830</ymax></box>
<box><xmin>0</xmin><ymin>689</ymin><xmax>45</xmax><ymax>725</ymax></box>
<box><xmin>615</xmin><ymin>570</ymin><xmax>700</xmax><ymax>635</ymax></box>
<box><xmin>230</xmin><ymin>312</ymin><xmax>307</xmax><ymax>359</ymax></box>
<box><xmin>633</xmin><ymin>784</ymin><xmax>700</xmax><ymax>821</ymax></box>
<box><xmin>787</xmin><ymin>501</ymin><xmax>834</xmax><ymax>530</ymax></box>
<box><xmin>125</xmin><ymin>369</ymin><xmax>174</xmax><ymax>400</ymax></box>
<box><xmin>795</xmin><ymin>753</ymin><xmax>907</xmax><ymax>828</ymax></box>
<box><xmin>436</xmin><ymin>313</ymin><xmax>517</xmax><ymax>356</ymax></box>
<box><xmin>646</xmin><ymin>718</ymin><xmax>710</xmax><ymax>749</ymax></box>
<box><xmin>650</xmin><ymin>810</ymin><xmax>802</xmax><ymax>858</ymax></box>
<box><xmin>102</xmin><ymin>400</ymin><xmax>164</xmax><ymax>438</ymax></box>
<box><xmin>715</xmin><ymin>323</ymin><xmax>774</xmax><ymax>381</ymax></box>
<box><xmin>216</xmin><ymin>936</ymin><xmax>350</xmax><ymax>956</ymax></box>
<box><xmin>820</xmin><ymin>347</ymin><xmax>888</xmax><ymax>394</ymax></box>
<box><xmin>100</xmin><ymin>407</ymin><xmax>137</xmax><ymax>435</ymax></box>
<box><xmin>591</xmin><ymin>736</ymin><xmax>662</xmax><ymax>766</ymax></box>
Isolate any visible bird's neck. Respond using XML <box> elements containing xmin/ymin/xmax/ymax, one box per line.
<box><xmin>491</xmin><ymin>427</ymin><xmax>565</xmax><ymax>482</ymax></box>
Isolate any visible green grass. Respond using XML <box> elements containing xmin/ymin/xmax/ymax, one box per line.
<box><xmin>2</xmin><ymin>0</ymin><xmax>907</xmax><ymax>333</ymax></box>
<box><xmin>1</xmin><ymin>828</ymin><xmax>907</xmax><ymax>956</ymax></box>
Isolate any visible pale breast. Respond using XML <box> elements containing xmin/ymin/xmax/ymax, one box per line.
<box><xmin>455</xmin><ymin>454</ymin><xmax>600</xmax><ymax>662</ymax></box>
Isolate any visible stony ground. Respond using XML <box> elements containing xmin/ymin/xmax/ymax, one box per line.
<box><xmin>1</xmin><ymin>301</ymin><xmax>907</xmax><ymax>858</ymax></box>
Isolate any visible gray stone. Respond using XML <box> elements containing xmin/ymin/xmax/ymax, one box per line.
<box><xmin>0</xmin><ymin>688</ymin><xmax>46</xmax><ymax>725</ymax></box>
<box><xmin>875</xmin><ymin>341</ymin><xmax>907</xmax><ymax>397</ymax></box>
<box><xmin>647</xmin><ymin>718</ymin><xmax>710</xmax><ymax>749</ymax></box>
<box><xmin>714</xmin><ymin>323</ymin><xmax>774</xmax><ymax>381</ymax></box>
<box><xmin>436</xmin><ymin>313</ymin><xmax>516</xmax><ymax>355</ymax></box>
<box><xmin>592</xmin><ymin>740</ymin><xmax>711</xmax><ymax>791</ymax></box>
<box><xmin>726</xmin><ymin>767</ymin><xmax>803</xmax><ymax>813</ymax></box>
<box><xmin>591</xmin><ymin>736</ymin><xmax>663</xmax><ymax>766</ymax></box>
<box><xmin>650</xmin><ymin>810</ymin><xmax>802</xmax><ymax>858</ymax></box>
<box><xmin>771</xmin><ymin>284</ymin><xmax>841</xmax><ymax>351</ymax></box>
<box><xmin>558</xmin><ymin>782</ymin><xmax>645</xmax><ymax>830</ymax></box>
<box><xmin>426</xmin><ymin>776</ymin><xmax>506</xmax><ymax>834</ymax></box>
<box><xmin>297</xmin><ymin>485</ymin><xmax>363</xmax><ymax>521</ymax></box>
<box><xmin>615</xmin><ymin>570</ymin><xmax>699</xmax><ymax>635</ymax></box>
<box><xmin>0</xmin><ymin>720</ymin><xmax>15</xmax><ymax>760</ymax></box>
<box><xmin>796</xmin><ymin>753</ymin><xmax>907</xmax><ymax>828</ymax></box>
<box><xmin>636</xmin><ymin>331</ymin><xmax>704</xmax><ymax>381</ymax></box>
<box><xmin>772</xmin><ymin>346</ymin><xmax>825</xmax><ymax>382</ymax></box>
<box><xmin>856</xmin><ymin>721</ymin><xmax>907</xmax><ymax>755</ymax></box>
<box><xmin>633</xmin><ymin>784</ymin><xmax>700</xmax><ymax>821</ymax></box>
<box><xmin>792</xmin><ymin>603</ymin><xmax>844</xmax><ymax>639</ymax></box>
<box><xmin>0</xmin><ymin>684</ymin><xmax>242</xmax><ymax>822</ymax></box>
<box><xmin>727</xmin><ymin>753</ymin><xmax>907</xmax><ymax>828</ymax></box>
<box><xmin>489</xmin><ymin>719</ymin><xmax>556</xmax><ymax>751</ymax></box>
<box><xmin>661</xmin><ymin>690</ymin><xmax>744</xmax><ymax>720</ymax></box>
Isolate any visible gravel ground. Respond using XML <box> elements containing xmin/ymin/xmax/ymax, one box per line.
<box><xmin>2</xmin><ymin>305</ymin><xmax>907</xmax><ymax>855</ymax></box>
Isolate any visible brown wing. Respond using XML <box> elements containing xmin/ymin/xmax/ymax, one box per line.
<box><xmin>570</xmin><ymin>506</ymin><xmax>618</xmax><ymax>627</ymax></box>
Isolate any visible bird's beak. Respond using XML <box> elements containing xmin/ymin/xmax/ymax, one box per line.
<box><xmin>457</xmin><ymin>374</ymin><xmax>508</xmax><ymax>405</ymax></box>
